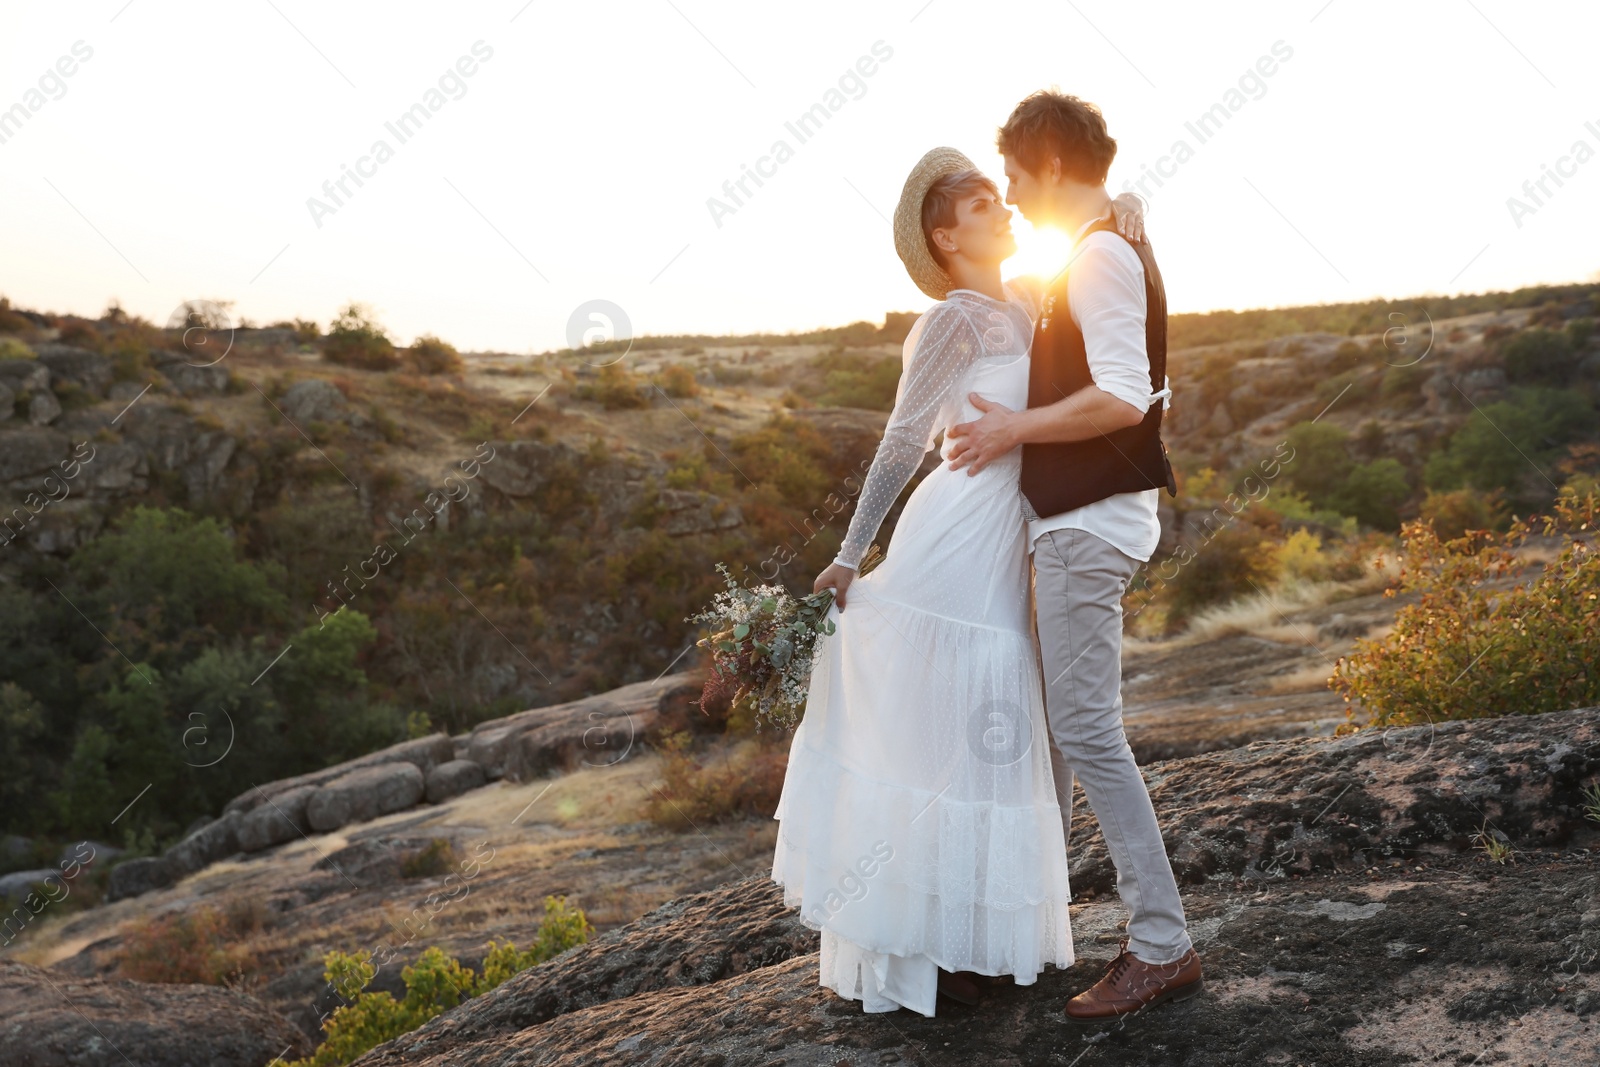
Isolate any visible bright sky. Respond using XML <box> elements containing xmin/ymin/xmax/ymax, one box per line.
<box><xmin>3</xmin><ymin>1</ymin><xmax>1597</xmax><ymax>355</ymax></box>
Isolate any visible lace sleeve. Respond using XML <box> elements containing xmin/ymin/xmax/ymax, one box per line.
<box><xmin>833</xmin><ymin>302</ymin><xmax>980</xmax><ymax>570</ymax></box>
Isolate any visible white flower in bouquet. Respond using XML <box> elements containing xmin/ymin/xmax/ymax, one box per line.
<box><xmin>686</xmin><ymin>548</ymin><xmax>881</xmax><ymax>730</ymax></box>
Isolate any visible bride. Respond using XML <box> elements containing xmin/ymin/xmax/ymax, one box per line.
<box><xmin>770</xmin><ymin>146</ymin><xmax>1146</xmax><ymax>1016</ymax></box>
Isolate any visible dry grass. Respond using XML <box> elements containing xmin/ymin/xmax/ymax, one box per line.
<box><xmin>1262</xmin><ymin>660</ymin><xmax>1342</xmax><ymax>695</ymax></box>
<box><xmin>445</xmin><ymin>751</ymin><xmax>666</xmax><ymax>831</ymax></box>
<box><xmin>1160</xmin><ymin>556</ymin><xmax>1400</xmax><ymax>648</ymax></box>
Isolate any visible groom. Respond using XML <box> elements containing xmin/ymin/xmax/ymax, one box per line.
<box><xmin>945</xmin><ymin>90</ymin><xmax>1201</xmax><ymax>1020</ymax></box>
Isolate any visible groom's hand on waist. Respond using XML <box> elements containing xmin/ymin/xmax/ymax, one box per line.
<box><xmin>946</xmin><ymin>394</ymin><xmax>1019</xmax><ymax>475</ymax></box>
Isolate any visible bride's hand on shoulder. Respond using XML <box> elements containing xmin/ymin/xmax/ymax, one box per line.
<box><xmin>1111</xmin><ymin>191</ymin><xmax>1148</xmax><ymax>244</ymax></box>
<box><xmin>813</xmin><ymin>563</ymin><xmax>855</xmax><ymax>609</ymax></box>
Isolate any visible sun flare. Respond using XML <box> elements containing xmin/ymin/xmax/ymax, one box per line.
<box><xmin>1004</xmin><ymin>220</ymin><xmax>1075</xmax><ymax>288</ymax></box>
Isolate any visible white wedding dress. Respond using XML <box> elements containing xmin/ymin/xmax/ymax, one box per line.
<box><xmin>771</xmin><ymin>282</ymin><xmax>1073</xmax><ymax>1017</ymax></box>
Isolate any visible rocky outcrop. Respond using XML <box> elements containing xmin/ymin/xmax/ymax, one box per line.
<box><xmin>346</xmin><ymin>706</ymin><xmax>1600</xmax><ymax>1067</ymax></box>
<box><xmin>356</xmin><ymin>857</ymin><xmax>1600</xmax><ymax>1067</ymax></box>
<box><xmin>280</xmin><ymin>378</ymin><xmax>347</xmax><ymax>424</ymax></box>
<box><xmin>0</xmin><ymin>357</ymin><xmax>51</xmax><ymax>398</ymax></box>
<box><xmin>152</xmin><ymin>349</ymin><xmax>231</xmax><ymax>396</ymax></box>
<box><xmin>655</xmin><ymin>487</ymin><xmax>742</xmax><ymax>536</ymax></box>
<box><xmin>1068</xmin><ymin>704</ymin><xmax>1600</xmax><ymax>898</ymax></box>
<box><xmin>33</xmin><ymin>344</ymin><xmax>113</xmax><ymax>395</ymax></box>
<box><xmin>236</xmin><ymin>784</ymin><xmax>318</xmax><ymax>852</ymax></box>
<box><xmin>117</xmin><ymin>405</ymin><xmax>237</xmax><ymax>502</ymax></box>
<box><xmin>462</xmin><ymin>672</ymin><xmax>697</xmax><ymax>781</ymax></box>
<box><xmin>106</xmin><ymin>856</ymin><xmax>174</xmax><ymax>902</ymax></box>
<box><xmin>475</xmin><ymin>439</ymin><xmax>649</xmax><ymax>530</ymax></box>
<box><xmin>0</xmin><ymin>869</ymin><xmax>61</xmax><ymax>901</ymax></box>
<box><xmin>424</xmin><ymin>758</ymin><xmax>487</xmax><ymax>804</ymax></box>
<box><xmin>162</xmin><ymin>810</ymin><xmax>242</xmax><ymax>877</ymax></box>
<box><xmin>305</xmin><ymin>762</ymin><xmax>427</xmax><ymax>832</ymax></box>
<box><xmin>0</xmin><ymin>958</ymin><xmax>312</xmax><ymax>1066</ymax></box>
<box><xmin>104</xmin><ymin>678</ymin><xmax>708</xmax><ymax>899</ymax></box>
<box><xmin>0</xmin><ymin>425</ymin><xmax>69</xmax><ymax>484</ymax></box>
<box><xmin>221</xmin><ymin>734</ymin><xmax>455</xmax><ymax>820</ymax></box>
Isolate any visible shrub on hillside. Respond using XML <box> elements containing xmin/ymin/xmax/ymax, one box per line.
<box><xmin>0</xmin><ymin>297</ymin><xmax>31</xmax><ymax>333</ymax></box>
<box><xmin>1568</xmin><ymin>317</ymin><xmax>1594</xmax><ymax>350</ymax></box>
<box><xmin>1282</xmin><ymin>421</ymin><xmax>1353</xmax><ymax>510</ymax></box>
<box><xmin>0</xmin><ymin>337</ymin><xmax>34</xmax><ymax>361</ymax></box>
<box><xmin>1424</xmin><ymin>387</ymin><xmax>1592</xmax><ymax>510</ymax></box>
<box><xmin>56</xmin><ymin>319</ymin><xmax>105</xmax><ymax>351</ymax></box>
<box><xmin>792</xmin><ymin>348</ymin><xmax>901</xmax><ymax>410</ymax></box>
<box><xmin>654</xmin><ymin>362</ymin><xmax>700</xmax><ymax>398</ymax></box>
<box><xmin>644</xmin><ymin>732</ymin><xmax>787</xmax><ymax>829</ymax></box>
<box><xmin>574</xmin><ymin>362</ymin><xmax>648</xmax><ymax>409</ymax></box>
<box><xmin>1501</xmin><ymin>327</ymin><xmax>1579</xmax><ymax>385</ymax></box>
<box><xmin>405</xmin><ymin>334</ymin><xmax>464</xmax><ymax>375</ymax></box>
<box><xmin>1333</xmin><ymin>491</ymin><xmax>1599</xmax><ymax>727</ymax></box>
<box><xmin>1161</xmin><ymin>521</ymin><xmax>1280</xmax><ymax>632</ymax></box>
<box><xmin>399</xmin><ymin>838</ymin><xmax>457</xmax><ymax>878</ymax></box>
<box><xmin>117</xmin><ymin>905</ymin><xmax>254</xmax><ymax>984</ymax></box>
<box><xmin>1276</xmin><ymin>528</ymin><xmax>1333</xmax><ymax>584</ymax></box>
<box><xmin>272</xmin><ymin>897</ymin><xmax>591</xmax><ymax>1067</ymax></box>
<box><xmin>729</xmin><ymin>414</ymin><xmax>834</xmax><ymax>507</ymax></box>
<box><xmin>323</xmin><ymin>303</ymin><xmax>400</xmax><ymax>371</ymax></box>
<box><xmin>1419</xmin><ymin>488</ymin><xmax>1506</xmax><ymax>540</ymax></box>
<box><xmin>1332</xmin><ymin>458</ymin><xmax>1410</xmax><ymax>531</ymax></box>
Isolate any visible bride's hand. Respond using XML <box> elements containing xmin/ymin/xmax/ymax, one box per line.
<box><xmin>1111</xmin><ymin>191</ymin><xmax>1148</xmax><ymax>244</ymax></box>
<box><xmin>813</xmin><ymin>563</ymin><xmax>855</xmax><ymax>610</ymax></box>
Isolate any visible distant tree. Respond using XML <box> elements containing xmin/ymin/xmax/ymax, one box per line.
<box><xmin>1424</xmin><ymin>387</ymin><xmax>1591</xmax><ymax>510</ymax></box>
<box><xmin>1282</xmin><ymin>421</ymin><xmax>1353</xmax><ymax>509</ymax></box>
<box><xmin>1333</xmin><ymin>458</ymin><xmax>1410</xmax><ymax>530</ymax></box>
<box><xmin>323</xmin><ymin>303</ymin><xmax>400</xmax><ymax>371</ymax></box>
<box><xmin>1501</xmin><ymin>328</ymin><xmax>1577</xmax><ymax>385</ymax></box>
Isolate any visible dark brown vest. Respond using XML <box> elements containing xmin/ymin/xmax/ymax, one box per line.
<box><xmin>1019</xmin><ymin>216</ymin><xmax>1177</xmax><ymax>519</ymax></box>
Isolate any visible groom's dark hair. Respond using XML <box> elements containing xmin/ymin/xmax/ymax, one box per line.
<box><xmin>997</xmin><ymin>91</ymin><xmax>1117</xmax><ymax>184</ymax></box>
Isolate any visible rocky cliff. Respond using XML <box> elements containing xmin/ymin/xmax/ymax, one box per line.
<box><xmin>15</xmin><ymin>702</ymin><xmax>1596</xmax><ymax>1066</ymax></box>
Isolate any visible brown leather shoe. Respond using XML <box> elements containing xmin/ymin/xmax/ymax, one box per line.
<box><xmin>936</xmin><ymin>968</ymin><xmax>983</xmax><ymax>1005</ymax></box>
<box><xmin>1064</xmin><ymin>940</ymin><xmax>1203</xmax><ymax>1021</ymax></box>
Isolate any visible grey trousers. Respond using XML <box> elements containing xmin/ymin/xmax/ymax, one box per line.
<box><xmin>1029</xmin><ymin>526</ymin><xmax>1193</xmax><ymax>965</ymax></box>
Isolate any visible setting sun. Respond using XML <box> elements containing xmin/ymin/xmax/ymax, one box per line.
<box><xmin>1005</xmin><ymin>218</ymin><xmax>1078</xmax><ymax>287</ymax></box>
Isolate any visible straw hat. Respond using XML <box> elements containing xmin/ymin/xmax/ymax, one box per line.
<box><xmin>893</xmin><ymin>146</ymin><xmax>979</xmax><ymax>301</ymax></box>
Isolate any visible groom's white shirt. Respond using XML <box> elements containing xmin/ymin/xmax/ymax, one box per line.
<box><xmin>1024</xmin><ymin>211</ymin><xmax>1171</xmax><ymax>563</ymax></box>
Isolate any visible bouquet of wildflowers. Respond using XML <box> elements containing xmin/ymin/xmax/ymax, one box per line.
<box><xmin>688</xmin><ymin>548</ymin><xmax>882</xmax><ymax>730</ymax></box>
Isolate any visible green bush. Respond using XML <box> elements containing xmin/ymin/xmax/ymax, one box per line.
<box><xmin>1162</xmin><ymin>521</ymin><xmax>1280</xmax><ymax>631</ymax></box>
<box><xmin>1282</xmin><ymin>421</ymin><xmax>1353</xmax><ymax>509</ymax></box>
<box><xmin>729</xmin><ymin>415</ymin><xmax>834</xmax><ymax>507</ymax></box>
<box><xmin>1424</xmin><ymin>387</ymin><xmax>1592</xmax><ymax>509</ymax></box>
<box><xmin>1379</xmin><ymin>360</ymin><xmax>1427</xmax><ymax>402</ymax></box>
<box><xmin>323</xmin><ymin>303</ymin><xmax>400</xmax><ymax>371</ymax></box>
<box><xmin>406</xmin><ymin>335</ymin><xmax>464</xmax><ymax>376</ymax></box>
<box><xmin>1334</xmin><ymin>492</ymin><xmax>1600</xmax><ymax>727</ymax></box>
<box><xmin>1502</xmin><ymin>327</ymin><xmax>1578</xmax><ymax>385</ymax></box>
<box><xmin>1567</xmin><ymin>317</ymin><xmax>1594</xmax><ymax>350</ymax></box>
<box><xmin>793</xmin><ymin>348</ymin><xmax>901</xmax><ymax>411</ymax></box>
<box><xmin>1418</xmin><ymin>488</ymin><xmax>1505</xmax><ymax>540</ymax></box>
<box><xmin>1332</xmin><ymin>458</ymin><xmax>1409</xmax><ymax>530</ymax></box>
<box><xmin>273</xmin><ymin>897</ymin><xmax>592</xmax><ymax>1067</ymax></box>
<box><xmin>0</xmin><ymin>337</ymin><xmax>34</xmax><ymax>361</ymax></box>
<box><xmin>654</xmin><ymin>362</ymin><xmax>700</xmax><ymax>398</ymax></box>
<box><xmin>399</xmin><ymin>838</ymin><xmax>457</xmax><ymax>878</ymax></box>
<box><xmin>575</xmin><ymin>362</ymin><xmax>648</xmax><ymax>409</ymax></box>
